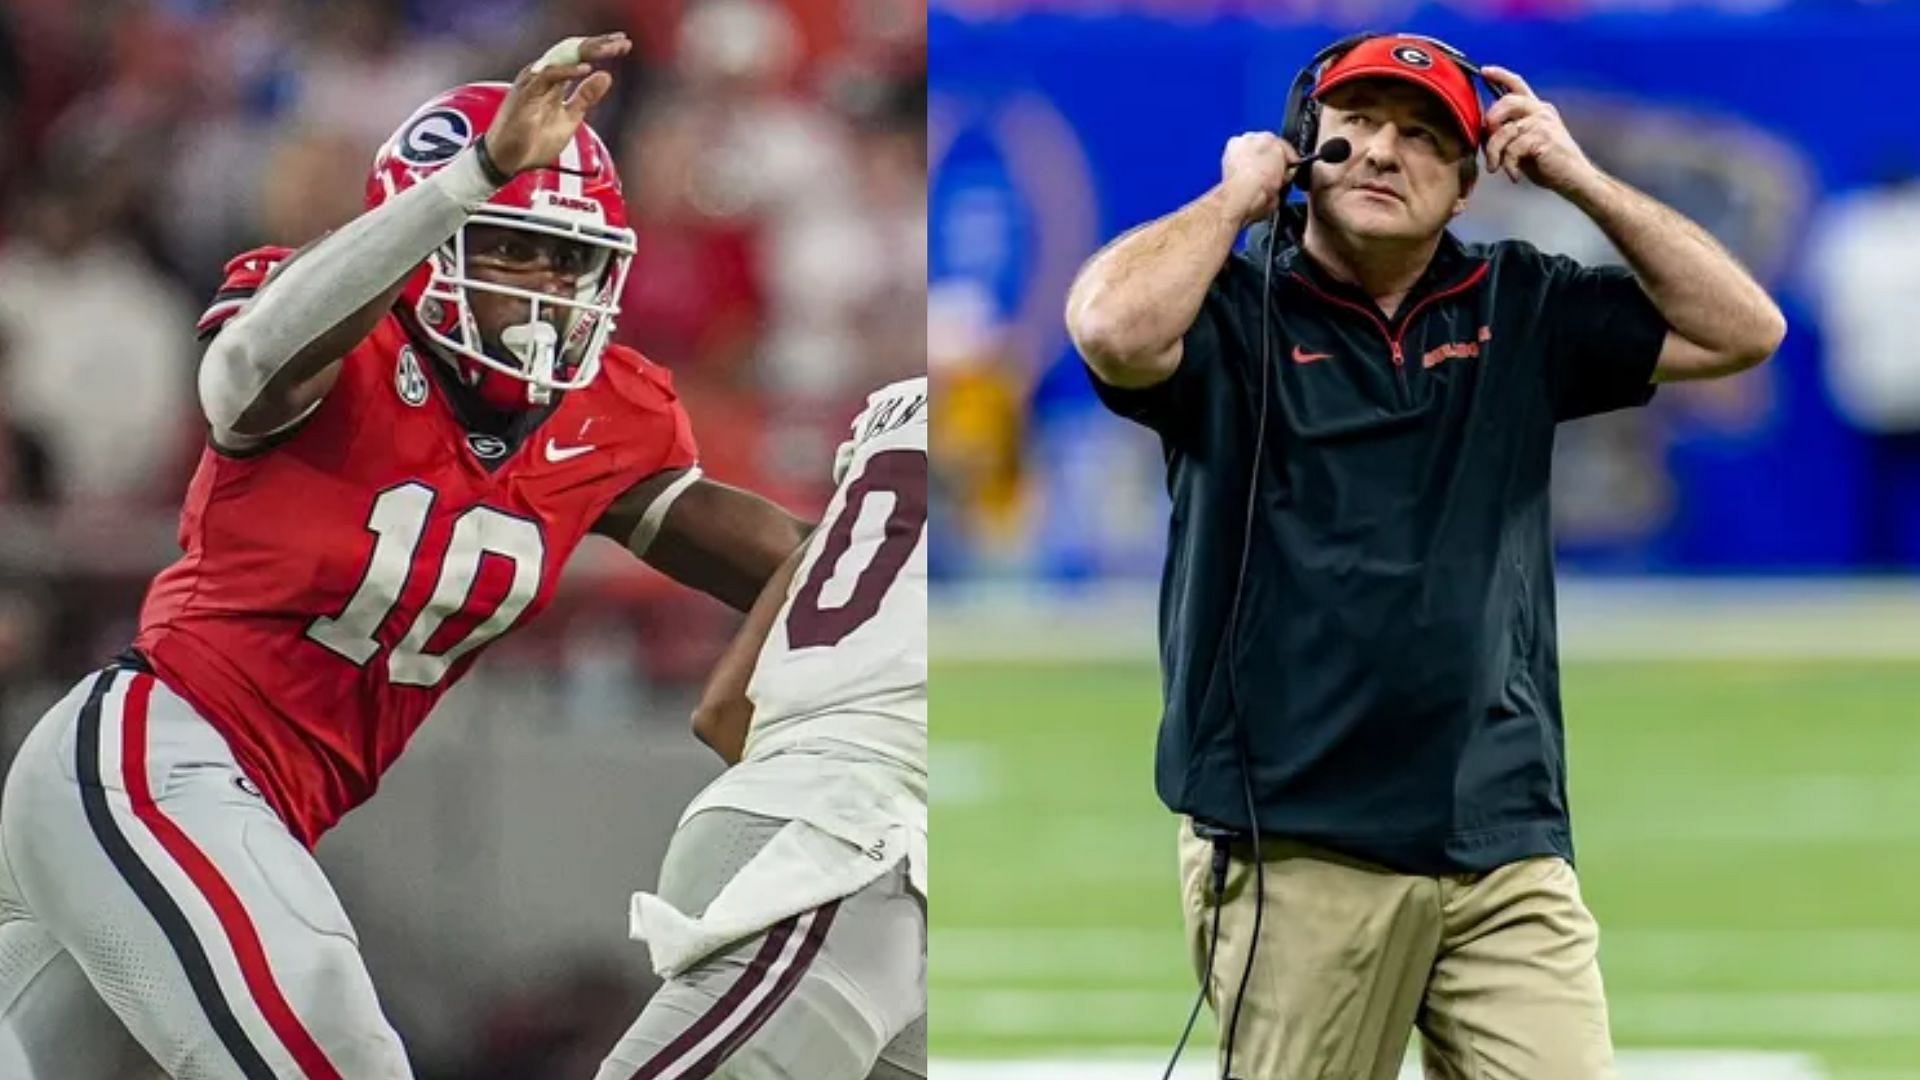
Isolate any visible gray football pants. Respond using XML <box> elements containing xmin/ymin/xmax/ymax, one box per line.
<box><xmin>0</xmin><ymin>664</ymin><xmax>409</xmax><ymax>1079</ymax></box>
<box><xmin>595</xmin><ymin>808</ymin><xmax>927</xmax><ymax>1080</ymax></box>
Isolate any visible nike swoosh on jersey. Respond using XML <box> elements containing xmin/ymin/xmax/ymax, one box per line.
<box><xmin>1291</xmin><ymin>344</ymin><xmax>1334</xmax><ymax>364</ymax></box>
<box><xmin>543</xmin><ymin>439</ymin><xmax>596</xmax><ymax>463</ymax></box>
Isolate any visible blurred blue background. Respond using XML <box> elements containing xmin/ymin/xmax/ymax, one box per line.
<box><xmin>927</xmin><ymin>1</ymin><xmax>1920</xmax><ymax>583</ymax></box>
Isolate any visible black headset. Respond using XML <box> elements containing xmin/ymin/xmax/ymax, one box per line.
<box><xmin>1162</xmin><ymin>31</ymin><xmax>1495</xmax><ymax>1080</ymax></box>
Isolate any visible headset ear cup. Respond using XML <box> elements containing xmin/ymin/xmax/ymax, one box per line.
<box><xmin>1278</xmin><ymin>68</ymin><xmax>1311</xmax><ymax>157</ymax></box>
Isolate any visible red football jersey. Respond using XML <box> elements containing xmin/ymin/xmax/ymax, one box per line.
<box><xmin>138</xmin><ymin>257</ymin><xmax>697</xmax><ymax>846</ymax></box>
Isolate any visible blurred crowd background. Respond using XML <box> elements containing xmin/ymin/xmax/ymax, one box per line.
<box><xmin>928</xmin><ymin>0</ymin><xmax>1920</xmax><ymax>585</ymax></box>
<box><xmin>0</xmin><ymin>0</ymin><xmax>923</xmax><ymax>1076</ymax></box>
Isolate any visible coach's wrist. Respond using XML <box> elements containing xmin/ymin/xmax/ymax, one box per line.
<box><xmin>1549</xmin><ymin>162</ymin><xmax>1614</xmax><ymax>214</ymax></box>
<box><xmin>1205</xmin><ymin>182</ymin><xmax>1265</xmax><ymax>231</ymax></box>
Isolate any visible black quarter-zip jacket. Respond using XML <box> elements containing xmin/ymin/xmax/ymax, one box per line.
<box><xmin>1090</xmin><ymin>215</ymin><xmax>1668</xmax><ymax>873</ymax></box>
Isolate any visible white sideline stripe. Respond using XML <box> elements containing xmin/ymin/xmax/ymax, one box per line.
<box><xmin>938</xmin><ymin>926</ymin><xmax>1920</xmax><ymax>982</ymax></box>
<box><xmin>929</xmin><ymin>1052</ymin><xmax>1827</xmax><ymax>1079</ymax></box>
<box><xmin>938</xmin><ymin>986</ymin><xmax>1920</xmax><ymax>1040</ymax></box>
<box><xmin>941</xmin><ymin>988</ymin><xmax>1191</xmax><ymax>1036</ymax></box>
<box><xmin>931</xmin><ymin>578</ymin><xmax>1920</xmax><ymax>662</ymax></box>
<box><xmin>1611</xmin><ymin>992</ymin><xmax>1920</xmax><ymax>1039</ymax></box>
<box><xmin>934</xmin><ymin>798</ymin><xmax>1920</xmax><ymax>846</ymax></box>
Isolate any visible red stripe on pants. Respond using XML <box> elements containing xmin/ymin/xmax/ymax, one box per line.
<box><xmin>121</xmin><ymin>673</ymin><xmax>346</xmax><ymax>1080</ymax></box>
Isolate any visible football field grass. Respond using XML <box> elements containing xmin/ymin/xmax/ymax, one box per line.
<box><xmin>932</xmin><ymin>659</ymin><xmax>1920</xmax><ymax>1077</ymax></box>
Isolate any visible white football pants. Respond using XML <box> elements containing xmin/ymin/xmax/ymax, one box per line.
<box><xmin>0</xmin><ymin>662</ymin><xmax>411</xmax><ymax>1079</ymax></box>
<box><xmin>595</xmin><ymin>808</ymin><xmax>926</xmax><ymax>1080</ymax></box>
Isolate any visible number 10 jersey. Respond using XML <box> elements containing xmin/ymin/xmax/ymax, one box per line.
<box><xmin>742</xmin><ymin>377</ymin><xmax>927</xmax><ymax>776</ymax></box>
<box><xmin>134</xmin><ymin>308</ymin><xmax>697</xmax><ymax>848</ymax></box>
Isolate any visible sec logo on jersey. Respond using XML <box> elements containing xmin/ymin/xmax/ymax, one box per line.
<box><xmin>395</xmin><ymin>346</ymin><xmax>429</xmax><ymax>407</ymax></box>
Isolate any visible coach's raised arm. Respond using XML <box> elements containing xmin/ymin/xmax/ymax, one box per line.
<box><xmin>1475</xmin><ymin>65</ymin><xmax>1784</xmax><ymax>380</ymax></box>
<box><xmin>1065</xmin><ymin>133</ymin><xmax>1304</xmax><ymax>389</ymax></box>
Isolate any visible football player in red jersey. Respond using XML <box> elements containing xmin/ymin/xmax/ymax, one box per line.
<box><xmin>0</xmin><ymin>33</ymin><xmax>811</xmax><ymax>1080</ymax></box>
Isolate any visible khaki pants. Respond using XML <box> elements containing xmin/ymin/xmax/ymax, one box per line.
<box><xmin>1178</xmin><ymin>820</ymin><xmax>1613</xmax><ymax>1080</ymax></box>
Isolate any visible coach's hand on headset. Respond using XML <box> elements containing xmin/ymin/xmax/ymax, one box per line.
<box><xmin>1219</xmin><ymin>132</ymin><xmax>1303</xmax><ymax>227</ymax></box>
<box><xmin>1479</xmin><ymin>65</ymin><xmax>1596</xmax><ymax>195</ymax></box>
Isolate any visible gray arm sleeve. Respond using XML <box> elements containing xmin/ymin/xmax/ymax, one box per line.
<box><xmin>196</xmin><ymin>147</ymin><xmax>502</xmax><ymax>437</ymax></box>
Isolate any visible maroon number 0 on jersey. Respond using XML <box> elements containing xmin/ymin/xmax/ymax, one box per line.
<box><xmin>785</xmin><ymin>450</ymin><xmax>925</xmax><ymax>650</ymax></box>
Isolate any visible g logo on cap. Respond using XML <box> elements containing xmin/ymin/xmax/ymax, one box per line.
<box><xmin>1391</xmin><ymin>45</ymin><xmax>1434</xmax><ymax>68</ymax></box>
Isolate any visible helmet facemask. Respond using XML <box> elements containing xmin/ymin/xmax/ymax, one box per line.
<box><xmin>416</xmin><ymin>205</ymin><xmax>635</xmax><ymax>407</ymax></box>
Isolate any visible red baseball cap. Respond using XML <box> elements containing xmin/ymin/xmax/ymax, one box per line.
<box><xmin>1313</xmin><ymin>35</ymin><xmax>1484</xmax><ymax>150</ymax></box>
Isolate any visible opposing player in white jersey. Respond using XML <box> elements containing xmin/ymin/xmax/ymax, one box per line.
<box><xmin>594</xmin><ymin>377</ymin><xmax>927</xmax><ymax>1080</ymax></box>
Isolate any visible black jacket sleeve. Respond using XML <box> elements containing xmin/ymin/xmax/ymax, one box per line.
<box><xmin>1541</xmin><ymin>256</ymin><xmax>1668</xmax><ymax>422</ymax></box>
<box><xmin>1083</xmin><ymin>262</ymin><xmax>1249</xmax><ymax>450</ymax></box>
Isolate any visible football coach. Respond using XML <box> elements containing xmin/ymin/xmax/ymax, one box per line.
<box><xmin>1064</xmin><ymin>32</ymin><xmax>1784</xmax><ymax>1080</ymax></box>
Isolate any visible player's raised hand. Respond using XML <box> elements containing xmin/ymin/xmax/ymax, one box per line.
<box><xmin>1220</xmin><ymin>132</ymin><xmax>1301</xmax><ymax>227</ymax></box>
<box><xmin>482</xmin><ymin>32</ymin><xmax>632</xmax><ymax>176</ymax></box>
<box><xmin>1479</xmin><ymin>66</ymin><xmax>1597</xmax><ymax>196</ymax></box>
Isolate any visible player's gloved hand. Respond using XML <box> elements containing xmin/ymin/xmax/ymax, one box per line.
<box><xmin>482</xmin><ymin>32</ymin><xmax>633</xmax><ymax>177</ymax></box>
<box><xmin>1219</xmin><ymin>132</ymin><xmax>1302</xmax><ymax>228</ymax></box>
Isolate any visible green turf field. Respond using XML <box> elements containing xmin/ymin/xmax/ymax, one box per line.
<box><xmin>932</xmin><ymin>660</ymin><xmax>1920</xmax><ymax>1076</ymax></box>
